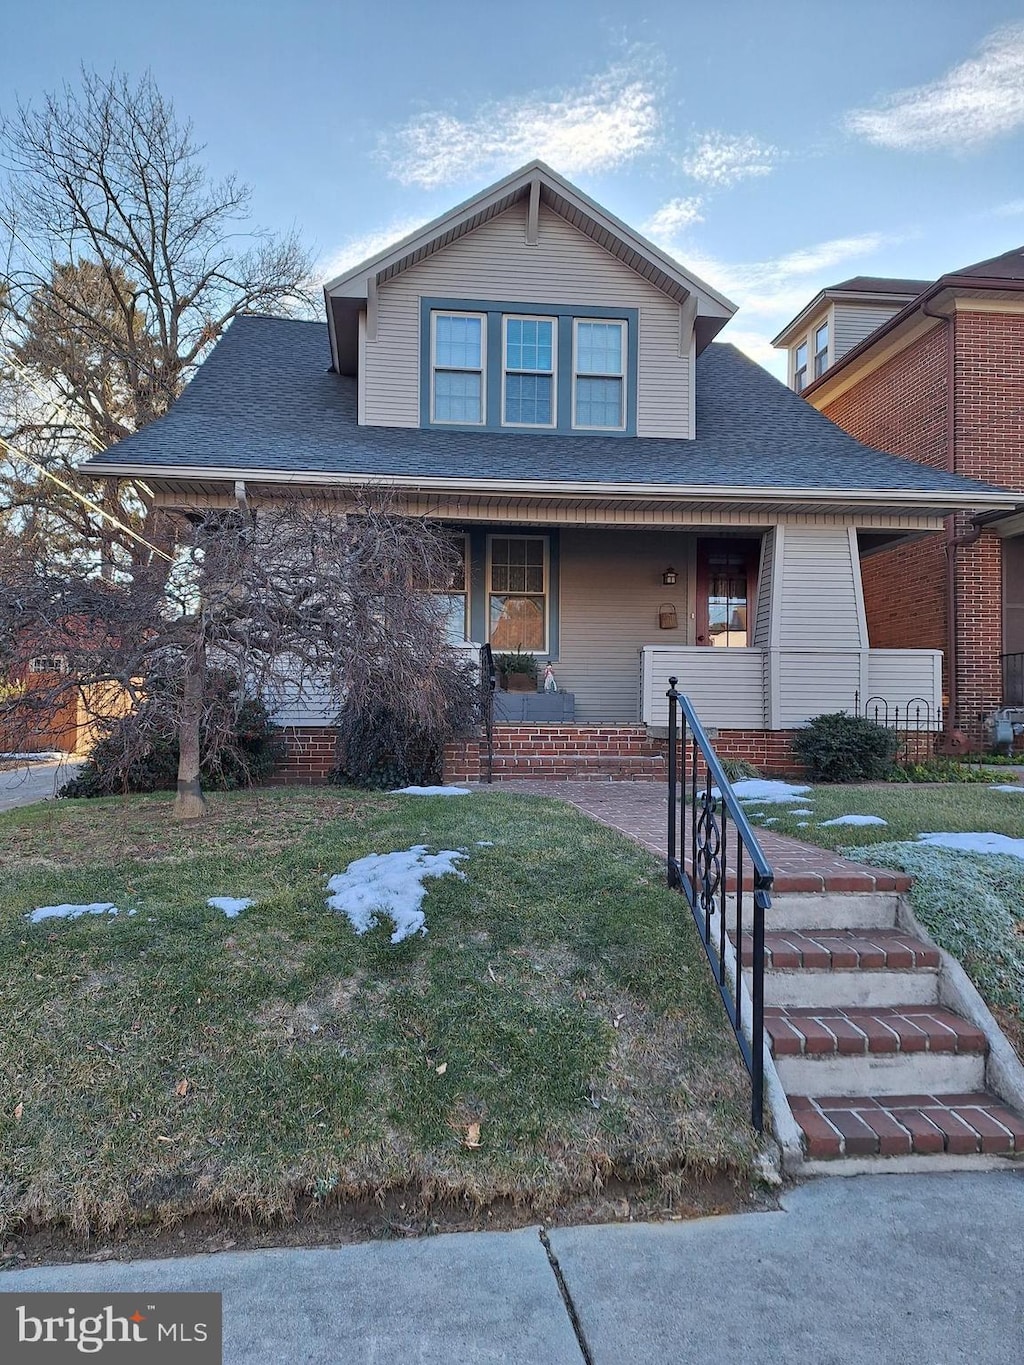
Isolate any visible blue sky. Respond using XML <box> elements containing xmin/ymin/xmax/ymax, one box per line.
<box><xmin>6</xmin><ymin>1</ymin><xmax>1024</xmax><ymax>375</ymax></box>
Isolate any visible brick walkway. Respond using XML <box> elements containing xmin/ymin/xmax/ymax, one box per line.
<box><xmin>475</xmin><ymin>779</ymin><xmax>911</xmax><ymax>894</ymax></box>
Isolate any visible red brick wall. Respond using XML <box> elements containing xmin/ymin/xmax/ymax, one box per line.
<box><xmin>272</xmin><ymin>726</ymin><xmax>337</xmax><ymax>784</ymax></box>
<box><xmin>821</xmin><ymin>312</ymin><xmax>1024</xmax><ymax>733</ymax></box>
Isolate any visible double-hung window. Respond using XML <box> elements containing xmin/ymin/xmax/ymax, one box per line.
<box><xmin>573</xmin><ymin>320</ymin><xmax>626</xmax><ymax>430</ymax></box>
<box><xmin>503</xmin><ymin>316</ymin><xmax>556</xmax><ymax>426</ymax></box>
<box><xmin>813</xmin><ymin>322</ymin><xmax>829</xmax><ymax>379</ymax></box>
<box><xmin>793</xmin><ymin>341</ymin><xmax>808</xmax><ymax>393</ymax></box>
<box><xmin>488</xmin><ymin>535</ymin><xmax>547</xmax><ymax>652</ymax></box>
<box><xmin>431</xmin><ymin>312</ymin><xmax>485</xmax><ymax>424</ymax></box>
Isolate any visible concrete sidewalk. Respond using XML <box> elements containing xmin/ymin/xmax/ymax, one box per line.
<box><xmin>4</xmin><ymin>1173</ymin><xmax>1022</xmax><ymax>1363</ymax></box>
<box><xmin>0</xmin><ymin>758</ymin><xmax>79</xmax><ymax>812</ymax></box>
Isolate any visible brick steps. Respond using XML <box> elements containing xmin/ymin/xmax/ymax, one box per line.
<box><xmin>766</xmin><ymin>1006</ymin><xmax>985</xmax><ymax>1057</ymax></box>
<box><xmin>792</xmin><ymin>1093</ymin><xmax>1024</xmax><ymax>1159</ymax></box>
<box><xmin>742</xmin><ymin>929</ymin><xmax>940</xmax><ymax>971</ymax></box>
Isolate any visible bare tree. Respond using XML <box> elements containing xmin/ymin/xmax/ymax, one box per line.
<box><xmin>0</xmin><ymin>69</ymin><xmax>316</xmax><ymax>568</ymax></box>
<box><xmin>0</xmin><ymin>497</ymin><xmax>475</xmax><ymax>820</ymax></box>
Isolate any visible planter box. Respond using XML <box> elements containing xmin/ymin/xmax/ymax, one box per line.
<box><xmin>493</xmin><ymin>690</ymin><xmax>576</xmax><ymax>723</ymax></box>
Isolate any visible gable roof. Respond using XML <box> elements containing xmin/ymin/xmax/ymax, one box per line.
<box><xmin>772</xmin><ymin>277</ymin><xmax>930</xmax><ymax>348</ymax></box>
<box><xmin>949</xmin><ymin>244</ymin><xmax>1024</xmax><ymax>281</ymax></box>
<box><xmin>324</xmin><ymin>161</ymin><xmax>736</xmax><ymax>374</ymax></box>
<box><xmin>84</xmin><ymin>315</ymin><xmax>1018</xmax><ymax>516</ymax></box>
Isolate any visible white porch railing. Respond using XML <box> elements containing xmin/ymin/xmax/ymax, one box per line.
<box><xmin>640</xmin><ymin>646</ymin><xmax>943</xmax><ymax>731</ymax></box>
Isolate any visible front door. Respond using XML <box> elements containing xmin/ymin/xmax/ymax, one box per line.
<box><xmin>695</xmin><ymin>539</ymin><xmax>761</xmax><ymax>647</ymax></box>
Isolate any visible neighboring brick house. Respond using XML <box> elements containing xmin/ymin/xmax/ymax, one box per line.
<box><xmin>774</xmin><ymin>250</ymin><xmax>1024</xmax><ymax>745</ymax></box>
<box><xmin>83</xmin><ymin>163</ymin><xmax>1017</xmax><ymax>778</ymax></box>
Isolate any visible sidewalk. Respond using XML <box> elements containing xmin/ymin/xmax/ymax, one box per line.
<box><xmin>0</xmin><ymin>758</ymin><xmax>79</xmax><ymax>813</ymax></box>
<box><xmin>4</xmin><ymin>1174</ymin><xmax>1021</xmax><ymax>1363</ymax></box>
<box><xmin>484</xmin><ymin>779</ymin><xmax>911</xmax><ymax>893</ymax></box>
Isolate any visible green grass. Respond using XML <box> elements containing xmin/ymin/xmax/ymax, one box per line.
<box><xmin>0</xmin><ymin>788</ymin><xmax>757</xmax><ymax>1238</ymax></box>
<box><xmin>740</xmin><ymin>781</ymin><xmax>1024</xmax><ymax>849</ymax></box>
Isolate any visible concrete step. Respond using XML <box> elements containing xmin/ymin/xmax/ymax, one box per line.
<box><xmin>741</xmin><ymin>929</ymin><xmax>941</xmax><ymax>1007</ymax></box>
<box><xmin>791</xmin><ymin>1092</ymin><xmax>1024</xmax><ymax>1160</ymax></box>
<box><xmin>768</xmin><ymin>1006</ymin><xmax>988</xmax><ymax>1096</ymax></box>
<box><xmin>764</xmin><ymin>891</ymin><xmax>903</xmax><ymax>931</ymax></box>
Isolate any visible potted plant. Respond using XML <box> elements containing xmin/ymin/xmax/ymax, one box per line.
<box><xmin>494</xmin><ymin>649</ymin><xmax>539</xmax><ymax>693</ymax></box>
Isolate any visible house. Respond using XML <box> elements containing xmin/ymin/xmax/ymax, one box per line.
<box><xmin>83</xmin><ymin>163</ymin><xmax>1019</xmax><ymax>780</ymax></box>
<box><xmin>774</xmin><ymin>248</ymin><xmax>1024</xmax><ymax>746</ymax></box>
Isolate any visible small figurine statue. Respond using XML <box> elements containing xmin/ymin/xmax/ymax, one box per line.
<box><xmin>543</xmin><ymin>663</ymin><xmax>558</xmax><ymax>692</ymax></box>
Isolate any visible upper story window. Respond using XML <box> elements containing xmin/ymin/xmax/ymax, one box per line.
<box><xmin>421</xmin><ymin>300</ymin><xmax>637</xmax><ymax>435</ymax></box>
<box><xmin>503</xmin><ymin>316</ymin><xmax>556</xmax><ymax>426</ymax></box>
<box><xmin>794</xmin><ymin>341</ymin><xmax>808</xmax><ymax>393</ymax></box>
<box><xmin>813</xmin><ymin>322</ymin><xmax>829</xmax><ymax>379</ymax></box>
<box><xmin>573</xmin><ymin>320</ymin><xmax>626</xmax><ymax>430</ymax></box>
<box><xmin>431</xmin><ymin>312</ymin><xmax>485</xmax><ymax>424</ymax></box>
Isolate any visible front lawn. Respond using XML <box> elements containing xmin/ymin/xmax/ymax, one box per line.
<box><xmin>0</xmin><ymin>788</ymin><xmax>757</xmax><ymax>1241</ymax></box>
<box><xmin>742</xmin><ymin>781</ymin><xmax>1024</xmax><ymax>849</ymax></box>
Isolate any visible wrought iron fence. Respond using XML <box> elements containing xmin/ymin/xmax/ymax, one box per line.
<box><xmin>854</xmin><ymin>692</ymin><xmax>935</xmax><ymax>766</ymax></box>
<box><xmin>666</xmin><ymin>678</ymin><xmax>773</xmax><ymax>1132</ymax></box>
<box><xmin>1002</xmin><ymin>653</ymin><xmax>1024</xmax><ymax>707</ymax></box>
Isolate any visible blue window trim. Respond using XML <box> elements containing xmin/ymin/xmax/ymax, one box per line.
<box><xmin>466</xmin><ymin>525</ymin><xmax>560</xmax><ymax>659</ymax></box>
<box><xmin>421</xmin><ymin>298</ymin><xmax>638</xmax><ymax>436</ymax></box>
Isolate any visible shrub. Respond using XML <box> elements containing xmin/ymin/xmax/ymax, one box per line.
<box><xmin>61</xmin><ymin>688</ymin><xmax>284</xmax><ymax>797</ymax></box>
<box><xmin>720</xmin><ymin>757</ymin><xmax>761</xmax><ymax>781</ymax></box>
<box><xmin>888</xmin><ymin>758</ymin><xmax>1001</xmax><ymax>784</ymax></box>
<box><xmin>792</xmin><ymin>711</ymin><xmax>898</xmax><ymax>783</ymax></box>
<box><xmin>330</xmin><ymin>664</ymin><xmax>479</xmax><ymax>790</ymax></box>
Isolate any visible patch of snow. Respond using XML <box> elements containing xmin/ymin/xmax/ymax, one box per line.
<box><xmin>476</xmin><ymin>840</ymin><xmax>494</xmax><ymax>846</ymax></box>
<box><xmin>990</xmin><ymin>785</ymin><xmax>1024</xmax><ymax>794</ymax></box>
<box><xmin>1</xmin><ymin>751</ymin><xmax>63</xmax><ymax>761</ymax></box>
<box><xmin>208</xmin><ymin>896</ymin><xmax>255</xmax><ymax>918</ymax></box>
<box><xmin>820</xmin><ymin>814</ymin><xmax>888</xmax><ymax>827</ymax></box>
<box><xmin>790</xmin><ymin>808</ymin><xmax>814</xmax><ymax>816</ymax></box>
<box><xmin>326</xmin><ymin>845</ymin><xmax>466</xmax><ymax>943</ymax></box>
<box><xmin>29</xmin><ymin>902</ymin><xmax>120</xmax><ymax>923</ymax></box>
<box><xmin>762</xmin><ymin>818</ymin><xmax>779</xmax><ymax>825</ymax></box>
<box><xmin>389</xmin><ymin>785</ymin><xmax>471</xmax><ymax>796</ymax></box>
<box><xmin>916</xmin><ymin>831</ymin><xmax>1024</xmax><ymax>861</ymax></box>
<box><xmin>797</xmin><ymin>821</ymin><xmax>810</xmax><ymax>828</ymax></box>
<box><xmin>729</xmin><ymin>779</ymin><xmax>812</xmax><ymax>805</ymax></box>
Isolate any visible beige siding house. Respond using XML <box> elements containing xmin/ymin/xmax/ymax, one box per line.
<box><xmin>86</xmin><ymin>162</ymin><xmax>1019</xmax><ymax>776</ymax></box>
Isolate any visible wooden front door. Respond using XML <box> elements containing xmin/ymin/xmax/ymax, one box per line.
<box><xmin>695</xmin><ymin>539</ymin><xmax>761</xmax><ymax>647</ymax></box>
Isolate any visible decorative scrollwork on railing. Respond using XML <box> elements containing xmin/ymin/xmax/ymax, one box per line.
<box><xmin>694</xmin><ymin>788</ymin><xmax>723</xmax><ymax>914</ymax></box>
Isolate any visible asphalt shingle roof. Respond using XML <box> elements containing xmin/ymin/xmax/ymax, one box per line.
<box><xmin>88</xmin><ymin>315</ymin><xmax>1009</xmax><ymax>498</ymax></box>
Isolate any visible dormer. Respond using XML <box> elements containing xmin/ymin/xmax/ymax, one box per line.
<box><xmin>324</xmin><ymin>162</ymin><xmax>735</xmax><ymax>439</ymax></box>
<box><xmin>773</xmin><ymin>276</ymin><xmax>930</xmax><ymax>392</ymax></box>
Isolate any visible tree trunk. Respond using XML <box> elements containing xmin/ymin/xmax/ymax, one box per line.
<box><xmin>173</xmin><ymin>646</ymin><xmax>207</xmax><ymax>820</ymax></box>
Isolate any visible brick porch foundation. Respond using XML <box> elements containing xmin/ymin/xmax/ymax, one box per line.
<box><xmin>272</xmin><ymin>725</ymin><xmax>337</xmax><ymax>784</ymax></box>
<box><xmin>445</xmin><ymin>724</ymin><xmax>805</xmax><ymax>782</ymax></box>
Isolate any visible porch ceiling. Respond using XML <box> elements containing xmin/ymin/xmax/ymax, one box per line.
<box><xmin>144</xmin><ymin>475</ymin><xmax>952</xmax><ymax>529</ymax></box>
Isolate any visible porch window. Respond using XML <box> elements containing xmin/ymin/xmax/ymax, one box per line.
<box><xmin>431</xmin><ymin>312</ymin><xmax>485</xmax><ymax>424</ymax></box>
<box><xmin>573</xmin><ymin>320</ymin><xmax>626</xmax><ymax>429</ymax></box>
<box><xmin>794</xmin><ymin>341</ymin><xmax>808</xmax><ymax>393</ymax></box>
<box><xmin>488</xmin><ymin>535</ymin><xmax>547</xmax><ymax>651</ymax></box>
<box><xmin>814</xmin><ymin>321</ymin><xmax>829</xmax><ymax>378</ymax></box>
<box><xmin>436</xmin><ymin>535</ymin><xmax>470</xmax><ymax>643</ymax></box>
<box><xmin>503</xmin><ymin>316</ymin><xmax>556</xmax><ymax>426</ymax></box>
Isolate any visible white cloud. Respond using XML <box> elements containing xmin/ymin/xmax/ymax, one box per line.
<box><xmin>680</xmin><ymin>132</ymin><xmax>779</xmax><ymax>187</ymax></box>
<box><xmin>846</xmin><ymin>24</ymin><xmax>1024</xmax><ymax>151</ymax></box>
<box><xmin>379</xmin><ymin>60</ymin><xmax>660</xmax><ymax>189</ymax></box>
<box><xmin>317</xmin><ymin>216</ymin><xmax>431</xmax><ymax>283</ymax></box>
<box><xmin>643</xmin><ymin>196</ymin><xmax>704</xmax><ymax>242</ymax></box>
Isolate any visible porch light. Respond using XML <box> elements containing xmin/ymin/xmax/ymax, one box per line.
<box><xmin>661</xmin><ymin>566</ymin><xmax>678</xmax><ymax>586</ymax></box>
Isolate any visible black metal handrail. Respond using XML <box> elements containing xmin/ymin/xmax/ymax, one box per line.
<box><xmin>479</xmin><ymin>642</ymin><xmax>496</xmax><ymax>784</ymax></box>
<box><xmin>1002</xmin><ymin>652</ymin><xmax>1024</xmax><ymax>707</ymax></box>
<box><xmin>666</xmin><ymin>677</ymin><xmax>773</xmax><ymax>1131</ymax></box>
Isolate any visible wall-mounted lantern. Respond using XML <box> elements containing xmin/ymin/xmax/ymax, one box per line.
<box><xmin>661</xmin><ymin>566</ymin><xmax>678</xmax><ymax>586</ymax></box>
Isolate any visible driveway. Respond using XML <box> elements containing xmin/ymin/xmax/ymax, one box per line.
<box><xmin>0</xmin><ymin>758</ymin><xmax>80</xmax><ymax>812</ymax></box>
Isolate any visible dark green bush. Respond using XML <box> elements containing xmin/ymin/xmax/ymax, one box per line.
<box><xmin>61</xmin><ymin>688</ymin><xmax>284</xmax><ymax>797</ymax></box>
<box><xmin>330</xmin><ymin>668</ymin><xmax>479</xmax><ymax>790</ymax></box>
<box><xmin>792</xmin><ymin>711</ymin><xmax>898</xmax><ymax>783</ymax></box>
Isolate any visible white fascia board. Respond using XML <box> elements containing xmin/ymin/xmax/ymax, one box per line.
<box><xmin>81</xmin><ymin>461</ymin><xmax>1023</xmax><ymax>512</ymax></box>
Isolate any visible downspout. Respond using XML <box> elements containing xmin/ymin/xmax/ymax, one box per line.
<box><xmin>922</xmin><ymin>298</ymin><xmax>963</xmax><ymax>739</ymax></box>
